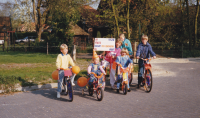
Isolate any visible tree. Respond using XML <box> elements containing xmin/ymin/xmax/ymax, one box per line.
<box><xmin>11</xmin><ymin>0</ymin><xmax>34</xmax><ymax>31</ymax></box>
<box><xmin>194</xmin><ymin>0</ymin><xmax>199</xmax><ymax>47</ymax></box>
<box><xmin>0</xmin><ymin>2</ymin><xmax>13</xmax><ymax>16</ymax></box>
<box><xmin>185</xmin><ymin>0</ymin><xmax>192</xmax><ymax>50</ymax></box>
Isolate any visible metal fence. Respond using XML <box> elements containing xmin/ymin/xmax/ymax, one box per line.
<box><xmin>1</xmin><ymin>42</ymin><xmax>199</xmax><ymax>58</ymax></box>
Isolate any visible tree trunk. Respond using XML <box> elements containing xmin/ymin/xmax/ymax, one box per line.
<box><xmin>36</xmin><ymin>0</ymin><xmax>42</xmax><ymax>42</ymax></box>
<box><xmin>194</xmin><ymin>0</ymin><xmax>199</xmax><ymax>47</ymax></box>
<box><xmin>127</xmin><ymin>0</ymin><xmax>130</xmax><ymax>39</ymax></box>
<box><xmin>111</xmin><ymin>0</ymin><xmax>120</xmax><ymax>37</ymax></box>
<box><xmin>186</xmin><ymin>0</ymin><xmax>192</xmax><ymax>50</ymax></box>
<box><xmin>36</xmin><ymin>0</ymin><xmax>49</xmax><ymax>42</ymax></box>
<box><xmin>32</xmin><ymin>0</ymin><xmax>37</xmax><ymax>30</ymax></box>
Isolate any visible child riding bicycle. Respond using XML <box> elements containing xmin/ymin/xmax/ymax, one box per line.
<box><xmin>87</xmin><ymin>50</ymin><xmax>106</xmax><ymax>87</ymax></box>
<box><xmin>115</xmin><ymin>48</ymin><xmax>133</xmax><ymax>93</ymax></box>
<box><xmin>136</xmin><ymin>35</ymin><xmax>156</xmax><ymax>88</ymax></box>
<box><xmin>56</xmin><ymin>44</ymin><xmax>76</xmax><ymax>98</ymax></box>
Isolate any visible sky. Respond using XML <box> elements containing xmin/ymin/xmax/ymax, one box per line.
<box><xmin>0</xmin><ymin>0</ymin><xmax>101</xmax><ymax>10</ymax></box>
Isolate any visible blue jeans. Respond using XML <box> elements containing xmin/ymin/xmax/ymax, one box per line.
<box><xmin>138</xmin><ymin>59</ymin><xmax>145</xmax><ymax>85</ymax></box>
<box><xmin>57</xmin><ymin>70</ymin><xmax>75</xmax><ymax>92</ymax></box>
<box><xmin>116</xmin><ymin>73</ymin><xmax>130</xmax><ymax>89</ymax></box>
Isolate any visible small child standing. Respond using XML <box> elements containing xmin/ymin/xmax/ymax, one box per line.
<box><xmin>56</xmin><ymin>44</ymin><xmax>76</xmax><ymax>98</ymax></box>
<box><xmin>101</xmin><ymin>39</ymin><xmax>122</xmax><ymax>89</ymax></box>
<box><xmin>115</xmin><ymin>48</ymin><xmax>133</xmax><ymax>93</ymax></box>
<box><xmin>136</xmin><ymin>35</ymin><xmax>156</xmax><ymax>88</ymax></box>
<box><xmin>87</xmin><ymin>50</ymin><xmax>106</xmax><ymax>86</ymax></box>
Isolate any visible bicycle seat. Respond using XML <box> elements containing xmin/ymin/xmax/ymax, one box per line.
<box><xmin>60</xmin><ymin>68</ymin><xmax>72</xmax><ymax>76</ymax></box>
<box><xmin>64</xmin><ymin>70</ymin><xmax>72</xmax><ymax>76</ymax></box>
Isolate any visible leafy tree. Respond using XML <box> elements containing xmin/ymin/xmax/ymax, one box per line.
<box><xmin>11</xmin><ymin>0</ymin><xmax>34</xmax><ymax>31</ymax></box>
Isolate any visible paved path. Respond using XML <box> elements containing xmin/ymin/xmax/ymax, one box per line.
<box><xmin>0</xmin><ymin>58</ymin><xmax>200</xmax><ymax>118</ymax></box>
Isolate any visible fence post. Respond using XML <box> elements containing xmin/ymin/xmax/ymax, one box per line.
<box><xmin>182</xmin><ymin>43</ymin><xmax>183</xmax><ymax>58</ymax></box>
<box><xmin>71</xmin><ymin>45</ymin><xmax>76</xmax><ymax>62</ymax></box>
<box><xmin>47</xmin><ymin>42</ymin><xmax>48</xmax><ymax>55</ymax></box>
<box><xmin>134</xmin><ymin>41</ymin><xmax>138</xmax><ymax>64</ymax></box>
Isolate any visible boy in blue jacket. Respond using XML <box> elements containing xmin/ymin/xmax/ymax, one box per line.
<box><xmin>136</xmin><ymin>35</ymin><xmax>156</xmax><ymax>88</ymax></box>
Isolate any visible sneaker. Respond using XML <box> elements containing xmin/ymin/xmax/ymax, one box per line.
<box><xmin>57</xmin><ymin>92</ymin><xmax>60</xmax><ymax>98</ymax></box>
<box><xmin>72</xmin><ymin>83</ymin><xmax>75</xmax><ymax>86</ymax></box>
<box><xmin>117</xmin><ymin>89</ymin><xmax>119</xmax><ymax>93</ymax></box>
<box><xmin>128</xmin><ymin>88</ymin><xmax>131</xmax><ymax>92</ymax></box>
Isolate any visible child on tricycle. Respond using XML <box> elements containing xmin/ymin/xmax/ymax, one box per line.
<box><xmin>115</xmin><ymin>48</ymin><xmax>133</xmax><ymax>93</ymax></box>
<box><xmin>87</xmin><ymin>50</ymin><xmax>106</xmax><ymax>101</ymax></box>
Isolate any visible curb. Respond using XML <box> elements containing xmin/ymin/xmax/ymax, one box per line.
<box><xmin>0</xmin><ymin>83</ymin><xmax>58</xmax><ymax>93</ymax></box>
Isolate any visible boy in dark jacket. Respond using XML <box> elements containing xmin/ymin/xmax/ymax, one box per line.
<box><xmin>136</xmin><ymin>35</ymin><xmax>156</xmax><ymax>88</ymax></box>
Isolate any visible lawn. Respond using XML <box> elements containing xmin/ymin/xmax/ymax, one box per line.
<box><xmin>0</xmin><ymin>51</ymin><xmax>138</xmax><ymax>93</ymax></box>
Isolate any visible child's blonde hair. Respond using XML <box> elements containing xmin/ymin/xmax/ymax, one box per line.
<box><xmin>119</xmin><ymin>33</ymin><xmax>125</xmax><ymax>38</ymax></box>
<box><xmin>116</xmin><ymin>38</ymin><xmax>122</xmax><ymax>45</ymax></box>
<box><xmin>60</xmin><ymin>44</ymin><xmax>68</xmax><ymax>50</ymax></box>
<box><xmin>121</xmin><ymin>48</ymin><xmax>129</xmax><ymax>55</ymax></box>
<box><xmin>141</xmin><ymin>35</ymin><xmax>148</xmax><ymax>41</ymax></box>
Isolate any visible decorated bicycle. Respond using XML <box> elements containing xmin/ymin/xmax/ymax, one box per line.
<box><xmin>140</xmin><ymin>58</ymin><xmax>153</xmax><ymax>92</ymax></box>
<box><xmin>77</xmin><ymin>72</ymin><xmax>105</xmax><ymax>101</ymax></box>
<box><xmin>52</xmin><ymin>66</ymin><xmax>80</xmax><ymax>102</ymax></box>
<box><xmin>77</xmin><ymin>49</ymin><xmax>106</xmax><ymax>101</ymax></box>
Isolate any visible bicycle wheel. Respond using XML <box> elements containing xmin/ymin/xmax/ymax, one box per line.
<box><xmin>62</xmin><ymin>78</ymin><xmax>68</xmax><ymax>95</ymax></box>
<box><xmin>88</xmin><ymin>85</ymin><xmax>93</xmax><ymax>96</ymax></box>
<box><xmin>67</xmin><ymin>80</ymin><xmax>73</xmax><ymax>102</ymax></box>
<box><xmin>144</xmin><ymin>69</ymin><xmax>153</xmax><ymax>93</ymax></box>
<box><xmin>122</xmin><ymin>84</ymin><xmax>127</xmax><ymax>95</ymax></box>
<box><xmin>96</xmin><ymin>87</ymin><xmax>104</xmax><ymax>101</ymax></box>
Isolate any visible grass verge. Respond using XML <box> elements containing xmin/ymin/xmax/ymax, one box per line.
<box><xmin>0</xmin><ymin>52</ymin><xmax>138</xmax><ymax>93</ymax></box>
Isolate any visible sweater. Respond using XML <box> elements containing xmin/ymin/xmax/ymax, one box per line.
<box><xmin>56</xmin><ymin>53</ymin><xmax>75</xmax><ymax>69</ymax></box>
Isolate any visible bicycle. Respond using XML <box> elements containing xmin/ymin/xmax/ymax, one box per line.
<box><xmin>60</xmin><ymin>68</ymin><xmax>74</xmax><ymax>102</ymax></box>
<box><xmin>88</xmin><ymin>72</ymin><xmax>105</xmax><ymax>101</ymax></box>
<box><xmin>139</xmin><ymin>58</ymin><xmax>153</xmax><ymax>93</ymax></box>
<box><xmin>116</xmin><ymin>63</ymin><xmax>132</xmax><ymax>95</ymax></box>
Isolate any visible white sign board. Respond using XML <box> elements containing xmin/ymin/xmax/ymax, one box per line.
<box><xmin>94</xmin><ymin>38</ymin><xmax>115</xmax><ymax>51</ymax></box>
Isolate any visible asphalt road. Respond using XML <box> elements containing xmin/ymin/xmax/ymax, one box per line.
<box><xmin>0</xmin><ymin>58</ymin><xmax>200</xmax><ymax>118</ymax></box>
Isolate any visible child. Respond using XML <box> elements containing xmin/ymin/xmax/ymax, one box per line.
<box><xmin>115</xmin><ymin>48</ymin><xmax>133</xmax><ymax>93</ymax></box>
<box><xmin>136</xmin><ymin>35</ymin><xmax>156</xmax><ymax>88</ymax></box>
<box><xmin>87</xmin><ymin>50</ymin><xmax>106</xmax><ymax>86</ymax></box>
<box><xmin>56</xmin><ymin>44</ymin><xmax>76</xmax><ymax>98</ymax></box>
<box><xmin>101</xmin><ymin>39</ymin><xmax>122</xmax><ymax>89</ymax></box>
<box><xmin>119</xmin><ymin>33</ymin><xmax>133</xmax><ymax>55</ymax></box>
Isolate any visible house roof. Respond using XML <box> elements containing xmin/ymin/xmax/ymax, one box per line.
<box><xmin>0</xmin><ymin>16</ymin><xmax>12</xmax><ymax>32</ymax></box>
<box><xmin>80</xmin><ymin>5</ymin><xmax>104</xmax><ymax>27</ymax></box>
<box><xmin>71</xmin><ymin>24</ymin><xmax>89</xmax><ymax>36</ymax></box>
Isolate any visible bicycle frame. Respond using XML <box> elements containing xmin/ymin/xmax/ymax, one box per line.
<box><xmin>140</xmin><ymin>58</ymin><xmax>153</xmax><ymax>92</ymax></box>
<box><xmin>87</xmin><ymin>72</ymin><xmax>105</xmax><ymax>101</ymax></box>
<box><xmin>60</xmin><ymin>68</ymin><xmax>73</xmax><ymax>101</ymax></box>
<box><xmin>88</xmin><ymin>72</ymin><xmax>105</xmax><ymax>90</ymax></box>
<box><xmin>117</xmin><ymin>63</ymin><xmax>131</xmax><ymax>92</ymax></box>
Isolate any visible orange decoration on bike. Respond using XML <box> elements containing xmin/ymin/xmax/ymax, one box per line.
<box><xmin>72</xmin><ymin>66</ymin><xmax>80</xmax><ymax>74</ymax></box>
<box><xmin>52</xmin><ymin>70</ymin><xmax>59</xmax><ymax>80</ymax></box>
<box><xmin>77</xmin><ymin>77</ymin><xmax>88</xmax><ymax>87</ymax></box>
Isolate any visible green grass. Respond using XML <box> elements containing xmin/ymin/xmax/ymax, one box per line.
<box><xmin>0</xmin><ymin>51</ymin><xmax>138</xmax><ymax>93</ymax></box>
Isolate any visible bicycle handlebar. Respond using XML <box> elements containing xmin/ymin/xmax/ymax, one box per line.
<box><xmin>139</xmin><ymin>57</ymin><xmax>153</xmax><ymax>62</ymax></box>
<box><xmin>116</xmin><ymin>63</ymin><xmax>132</xmax><ymax>73</ymax></box>
<box><xmin>90</xmin><ymin>72</ymin><xmax>104</xmax><ymax>79</ymax></box>
<box><xmin>59</xmin><ymin>68</ymin><xmax>71</xmax><ymax>70</ymax></box>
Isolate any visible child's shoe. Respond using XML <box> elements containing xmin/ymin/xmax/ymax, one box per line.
<box><xmin>72</xmin><ymin>83</ymin><xmax>75</xmax><ymax>86</ymax></box>
<box><xmin>57</xmin><ymin>92</ymin><xmax>60</xmax><ymax>98</ymax></box>
<box><xmin>117</xmin><ymin>89</ymin><xmax>119</xmax><ymax>93</ymax></box>
<box><xmin>128</xmin><ymin>88</ymin><xmax>131</xmax><ymax>92</ymax></box>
